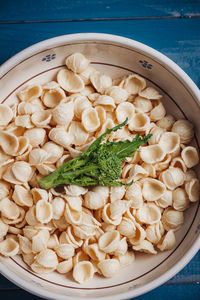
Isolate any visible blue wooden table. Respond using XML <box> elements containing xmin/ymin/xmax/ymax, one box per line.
<box><xmin>0</xmin><ymin>1</ymin><xmax>200</xmax><ymax>299</ymax></box>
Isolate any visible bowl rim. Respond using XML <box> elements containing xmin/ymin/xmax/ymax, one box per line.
<box><xmin>0</xmin><ymin>32</ymin><xmax>200</xmax><ymax>300</ymax></box>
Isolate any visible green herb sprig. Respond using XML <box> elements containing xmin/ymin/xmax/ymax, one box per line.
<box><xmin>38</xmin><ymin>118</ymin><xmax>151</xmax><ymax>189</ymax></box>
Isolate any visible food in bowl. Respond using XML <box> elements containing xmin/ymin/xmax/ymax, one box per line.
<box><xmin>0</xmin><ymin>52</ymin><xmax>199</xmax><ymax>285</ymax></box>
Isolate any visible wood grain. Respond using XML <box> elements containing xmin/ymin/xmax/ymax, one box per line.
<box><xmin>0</xmin><ymin>0</ymin><xmax>200</xmax><ymax>22</ymax></box>
<box><xmin>0</xmin><ymin>18</ymin><xmax>200</xmax><ymax>86</ymax></box>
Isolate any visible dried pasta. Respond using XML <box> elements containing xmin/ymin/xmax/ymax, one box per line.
<box><xmin>0</xmin><ymin>52</ymin><xmax>199</xmax><ymax>285</ymax></box>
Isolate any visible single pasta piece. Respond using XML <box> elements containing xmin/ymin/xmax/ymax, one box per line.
<box><xmin>172</xmin><ymin>188</ymin><xmax>190</xmax><ymax>211</ymax></box>
<box><xmin>160</xmin><ymin>167</ymin><xmax>185</xmax><ymax>190</ymax></box>
<box><xmin>136</xmin><ymin>203</ymin><xmax>161</xmax><ymax>224</ymax></box>
<box><xmin>90</xmin><ymin>71</ymin><xmax>112</xmax><ymax>94</ymax></box>
<box><xmin>142</xmin><ymin>178</ymin><xmax>166</xmax><ymax>201</ymax></box>
<box><xmin>0</xmin><ymin>237</ymin><xmax>19</xmax><ymax>257</ymax></box>
<box><xmin>0</xmin><ymin>104</ymin><xmax>13</xmax><ymax>126</ymax></box>
<box><xmin>65</xmin><ymin>52</ymin><xmax>90</xmax><ymax>73</ymax></box>
<box><xmin>57</xmin><ymin>68</ymin><xmax>84</xmax><ymax>93</ymax></box>
<box><xmin>185</xmin><ymin>178</ymin><xmax>200</xmax><ymax>202</ymax></box>
<box><xmin>81</xmin><ymin>107</ymin><xmax>100</xmax><ymax>132</ymax></box>
<box><xmin>97</xmin><ymin>259</ymin><xmax>120</xmax><ymax>277</ymax></box>
<box><xmin>105</xmin><ymin>86</ymin><xmax>129</xmax><ymax>104</ymax></box>
<box><xmin>120</xmin><ymin>74</ymin><xmax>146</xmax><ymax>94</ymax></box>
<box><xmin>172</xmin><ymin>119</ymin><xmax>194</xmax><ymax>144</ymax></box>
<box><xmin>73</xmin><ymin>261</ymin><xmax>94</xmax><ymax>283</ymax></box>
<box><xmin>132</xmin><ymin>239</ymin><xmax>157</xmax><ymax>254</ymax></box>
<box><xmin>18</xmin><ymin>84</ymin><xmax>42</xmax><ymax>102</ymax></box>
<box><xmin>162</xmin><ymin>208</ymin><xmax>184</xmax><ymax>231</ymax></box>
<box><xmin>139</xmin><ymin>87</ymin><xmax>162</xmax><ymax>100</ymax></box>
<box><xmin>157</xmin><ymin>230</ymin><xmax>176</xmax><ymax>251</ymax></box>
<box><xmin>42</xmin><ymin>88</ymin><xmax>66</xmax><ymax>108</ymax></box>
<box><xmin>159</xmin><ymin>132</ymin><xmax>180</xmax><ymax>154</ymax></box>
<box><xmin>181</xmin><ymin>146</ymin><xmax>199</xmax><ymax>168</ymax></box>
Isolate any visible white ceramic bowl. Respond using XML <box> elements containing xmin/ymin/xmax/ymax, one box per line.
<box><xmin>0</xmin><ymin>33</ymin><xmax>200</xmax><ymax>300</ymax></box>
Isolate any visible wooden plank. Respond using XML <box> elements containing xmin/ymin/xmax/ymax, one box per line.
<box><xmin>0</xmin><ymin>18</ymin><xmax>200</xmax><ymax>85</ymax></box>
<box><xmin>0</xmin><ymin>0</ymin><xmax>200</xmax><ymax>22</ymax></box>
<box><xmin>168</xmin><ymin>250</ymin><xmax>200</xmax><ymax>284</ymax></box>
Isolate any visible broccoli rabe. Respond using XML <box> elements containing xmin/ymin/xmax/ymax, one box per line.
<box><xmin>38</xmin><ymin>118</ymin><xmax>151</xmax><ymax>189</ymax></box>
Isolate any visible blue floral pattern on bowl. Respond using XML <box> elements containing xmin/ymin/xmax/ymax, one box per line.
<box><xmin>139</xmin><ymin>60</ymin><xmax>152</xmax><ymax>69</ymax></box>
<box><xmin>42</xmin><ymin>54</ymin><xmax>56</xmax><ymax>62</ymax></box>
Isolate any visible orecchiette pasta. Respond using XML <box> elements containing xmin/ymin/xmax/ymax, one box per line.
<box><xmin>155</xmin><ymin>189</ymin><xmax>172</xmax><ymax>208</ymax></box>
<box><xmin>31</xmin><ymin>110</ymin><xmax>52</xmax><ymax>128</ymax></box>
<box><xmin>79</xmin><ymin>66</ymin><xmax>96</xmax><ymax>85</ymax></box>
<box><xmin>140</xmin><ymin>144</ymin><xmax>166</xmax><ymax>164</ymax></box>
<box><xmin>142</xmin><ymin>178</ymin><xmax>166</xmax><ymax>201</ymax></box>
<box><xmin>185</xmin><ymin>178</ymin><xmax>200</xmax><ymax>202</ymax></box>
<box><xmin>56</xmin><ymin>258</ymin><xmax>73</xmax><ymax>274</ymax></box>
<box><xmin>66</xmin><ymin>52</ymin><xmax>90</xmax><ymax>74</ymax></box>
<box><xmin>57</xmin><ymin>68</ymin><xmax>84</xmax><ymax>93</ymax></box>
<box><xmin>0</xmin><ymin>104</ymin><xmax>13</xmax><ymax>126</ymax></box>
<box><xmin>157</xmin><ymin>230</ymin><xmax>176</xmax><ymax>251</ymax></box>
<box><xmin>42</xmin><ymin>88</ymin><xmax>66</xmax><ymax>108</ymax></box>
<box><xmin>97</xmin><ymin>259</ymin><xmax>120</xmax><ymax>278</ymax></box>
<box><xmin>12</xmin><ymin>185</ymin><xmax>33</xmax><ymax>207</ymax></box>
<box><xmin>73</xmin><ymin>261</ymin><xmax>94</xmax><ymax>283</ymax></box>
<box><xmin>18</xmin><ymin>84</ymin><xmax>42</xmax><ymax>102</ymax></box>
<box><xmin>156</xmin><ymin>114</ymin><xmax>175</xmax><ymax>130</ymax></box>
<box><xmin>139</xmin><ymin>87</ymin><xmax>162</xmax><ymax>100</ymax></box>
<box><xmin>160</xmin><ymin>167</ymin><xmax>185</xmax><ymax>190</ymax></box>
<box><xmin>81</xmin><ymin>107</ymin><xmax>100</xmax><ymax>132</ymax></box>
<box><xmin>181</xmin><ymin>146</ymin><xmax>199</xmax><ymax>168</ymax></box>
<box><xmin>55</xmin><ymin>243</ymin><xmax>74</xmax><ymax>260</ymax></box>
<box><xmin>49</xmin><ymin>127</ymin><xmax>72</xmax><ymax>147</ymax></box>
<box><xmin>132</xmin><ymin>239</ymin><xmax>157</xmax><ymax>254</ymax></box>
<box><xmin>68</xmin><ymin>121</ymin><xmax>89</xmax><ymax>146</ymax></box>
<box><xmin>116</xmin><ymin>250</ymin><xmax>135</xmax><ymax>268</ymax></box>
<box><xmin>136</xmin><ymin>203</ymin><xmax>161</xmax><ymax>224</ymax></box>
<box><xmin>0</xmin><ymin>131</ymin><xmax>19</xmax><ymax>155</ymax></box>
<box><xmin>128</xmin><ymin>113</ymin><xmax>150</xmax><ymax>132</ymax></box>
<box><xmin>0</xmin><ymin>237</ymin><xmax>19</xmax><ymax>256</ymax></box>
<box><xmin>146</xmin><ymin>221</ymin><xmax>164</xmax><ymax>244</ymax></box>
<box><xmin>116</xmin><ymin>102</ymin><xmax>135</xmax><ymax>123</ymax></box>
<box><xmin>172</xmin><ymin>188</ymin><xmax>190</xmax><ymax>211</ymax></box>
<box><xmin>98</xmin><ymin>230</ymin><xmax>120</xmax><ymax>253</ymax></box>
<box><xmin>159</xmin><ymin>132</ymin><xmax>180</xmax><ymax>154</ymax></box>
<box><xmin>84</xmin><ymin>186</ymin><xmax>109</xmax><ymax>210</ymax></box>
<box><xmin>110</xmin><ymin>186</ymin><xmax>125</xmax><ymax>203</ymax></box>
<box><xmin>105</xmin><ymin>86</ymin><xmax>129</xmax><ymax>104</ymax></box>
<box><xmin>134</xmin><ymin>96</ymin><xmax>152</xmax><ymax>113</ymax></box>
<box><xmin>24</xmin><ymin>128</ymin><xmax>46</xmax><ymax>147</ymax></box>
<box><xmin>162</xmin><ymin>208</ymin><xmax>184</xmax><ymax>231</ymax></box>
<box><xmin>15</xmin><ymin>115</ymin><xmax>33</xmax><ymax>128</ymax></box>
<box><xmin>0</xmin><ymin>219</ymin><xmax>9</xmax><ymax>239</ymax></box>
<box><xmin>150</xmin><ymin>102</ymin><xmax>166</xmax><ymax>121</ymax></box>
<box><xmin>117</xmin><ymin>217</ymin><xmax>136</xmax><ymax>238</ymax></box>
<box><xmin>94</xmin><ymin>95</ymin><xmax>116</xmax><ymax>111</ymax></box>
<box><xmin>0</xmin><ymin>52</ymin><xmax>199</xmax><ymax>285</ymax></box>
<box><xmin>120</xmin><ymin>74</ymin><xmax>146</xmax><ymax>94</ymax></box>
<box><xmin>172</xmin><ymin>119</ymin><xmax>194</xmax><ymax>144</ymax></box>
<box><xmin>90</xmin><ymin>71</ymin><xmax>112</xmax><ymax>94</ymax></box>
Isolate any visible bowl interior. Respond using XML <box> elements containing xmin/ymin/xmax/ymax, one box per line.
<box><xmin>0</xmin><ymin>36</ymin><xmax>200</xmax><ymax>300</ymax></box>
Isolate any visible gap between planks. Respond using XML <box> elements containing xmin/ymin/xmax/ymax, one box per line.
<box><xmin>0</xmin><ymin>14</ymin><xmax>200</xmax><ymax>25</ymax></box>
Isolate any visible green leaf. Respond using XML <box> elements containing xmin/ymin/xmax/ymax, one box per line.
<box><xmin>100</xmin><ymin>133</ymin><xmax>152</xmax><ymax>160</ymax></box>
<box><xmin>82</xmin><ymin>118</ymin><xmax>128</xmax><ymax>158</ymax></box>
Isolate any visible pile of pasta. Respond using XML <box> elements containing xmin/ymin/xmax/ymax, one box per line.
<box><xmin>0</xmin><ymin>52</ymin><xmax>199</xmax><ymax>284</ymax></box>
